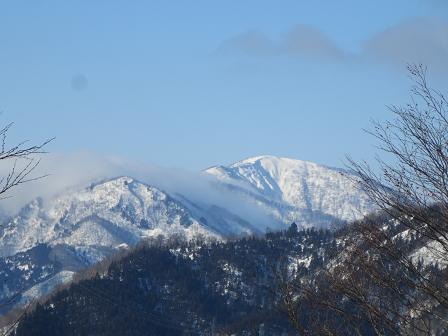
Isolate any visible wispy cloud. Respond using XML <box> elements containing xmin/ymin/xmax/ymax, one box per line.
<box><xmin>281</xmin><ymin>25</ymin><xmax>346</xmax><ymax>60</ymax></box>
<box><xmin>216</xmin><ymin>18</ymin><xmax>448</xmax><ymax>71</ymax></box>
<box><xmin>0</xmin><ymin>151</ymin><xmax>277</xmax><ymax>230</ymax></box>
<box><xmin>217</xmin><ymin>31</ymin><xmax>275</xmax><ymax>57</ymax></box>
<box><xmin>216</xmin><ymin>25</ymin><xmax>345</xmax><ymax>60</ymax></box>
<box><xmin>362</xmin><ymin>18</ymin><xmax>448</xmax><ymax>69</ymax></box>
<box><xmin>0</xmin><ymin>152</ymin><xmax>125</xmax><ymax>213</ymax></box>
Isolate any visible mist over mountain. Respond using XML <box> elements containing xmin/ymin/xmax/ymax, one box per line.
<box><xmin>0</xmin><ymin>155</ymin><xmax>373</xmax><ymax>257</ymax></box>
<box><xmin>0</xmin><ymin>155</ymin><xmax>375</xmax><ymax>315</ymax></box>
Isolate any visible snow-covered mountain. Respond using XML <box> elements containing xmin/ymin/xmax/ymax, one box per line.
<box><xmin>0</xmin><ymin>176</ymin><xmax>215</xmax><ymax>259</ymax></box>
<box><xmin>0</xmin><ymin>177</ymin><xmax>221</xmax><ymax>313</ymax></box>
<box><xmin>0</xmin><ymin>155</ymin><xmax>376</xmax><ymax>313</ymax></box>
<box><xmin>0</xmin><ymin>155</ymin><xmax>375</xmax><ymax>260</ymax></box>
<box><xmin>0</xmin><ymin>156</ymin><xmax>375</xmax><ymax>256</ymax></box>
<box><xmin>205</xmin><ymin>155</ymin><xmax>374</xmax><ymax>228</ymax></box>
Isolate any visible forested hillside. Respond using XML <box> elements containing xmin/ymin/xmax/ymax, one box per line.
<box><xmin>9</xmin><ymin>226</ymin><xmax>336</xmax><ymax>335</ymax></box>
<box><xmin>8</xmin><ymin>208</ymin><xmax>447</xmax><ymax>336</ymax></box>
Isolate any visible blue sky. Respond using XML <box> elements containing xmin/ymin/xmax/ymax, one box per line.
<box><xmin>0</xmin><ymin>0</ymin><xmax>447</xmax><ymax>170</ymax></box>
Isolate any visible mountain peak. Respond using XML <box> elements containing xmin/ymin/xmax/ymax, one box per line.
<box><xmin>230</xmin><ymin>155</ymin><xmax>340</xmax><ymax>172</ymax></box>
<box><xmin>89</xmin><ymin>176</ymin><xmax>135</xmax><ymax>189</ymax></box>
<box><xmin>0</xmin><ymin>175</ymin><xmax>212</xmax><ymax>258</ymax></box>
<box><xmin>205</xmin><ymin>155</ymin><xmax>374</xmax><ymax>226</ymax></box>
<box><xmin>232</xmin><ymin>155</ymin><xmax>283</xmax><ymax>165</ymax></box>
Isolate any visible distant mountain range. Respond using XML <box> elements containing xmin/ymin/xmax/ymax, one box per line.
<box><xmin>0</xmin><ymin>155</ymin><xmax>375</xmax><ymax>314</ymax></box>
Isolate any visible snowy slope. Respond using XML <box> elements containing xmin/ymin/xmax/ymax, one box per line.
<box><xmin>205</xmin><ymin>155</ymin><xmax>374</xmax><ymax>228</ymax></box>
<box><xmin>0</xmin><ymin>156</ymin><xmax>377</xmax><ymax>314</ymax></box>
<box><xmin>0</xmin><ymin>243</ymin><xmax>91</xmax><ymax>315</ymax></box>
<box><xmin>0</xmin><ymin>156</ymin><xmax>375</xmax><ymax>259</ymax></box>
<box><xmin>0</xmin><ymin>177</ymin><xmax>214</xmax><ymax>258</ymax></box>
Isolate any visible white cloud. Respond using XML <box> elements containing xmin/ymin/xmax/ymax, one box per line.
<box><xmin>0</xmin><ymin>152</ymin><xmax>124</xmax><ymax>213</ymax></box>
<box><xmin>0</xmin><ymin>151</ymin><xmax>276</xmax><ymax>229</ymax></box>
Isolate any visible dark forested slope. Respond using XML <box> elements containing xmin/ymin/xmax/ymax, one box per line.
<box><xmin>12</xmin><ymin>226</ymin><xmax>336</xmax><ymax>335</ymax></box>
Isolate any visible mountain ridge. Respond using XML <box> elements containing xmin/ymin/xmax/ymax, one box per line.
<box><xmin>0</xmin><ymin>155</ymin><xmax>375</xmax><ymax>259</ymax></box>
<box><xmin>0</xmin><ymin>155</ymin><xmax>375</xmax><ymax>314</ymax></box>
<box><xmin>205</xmin><ymin>155</ymin><xmax>373</xmax><ymax>227</ymax></box>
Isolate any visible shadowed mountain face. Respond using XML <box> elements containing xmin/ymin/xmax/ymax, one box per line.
<box><xmin>0</xmin><ymin>243</ymin><xmax>95</xmax><ymax>315</ymax></box>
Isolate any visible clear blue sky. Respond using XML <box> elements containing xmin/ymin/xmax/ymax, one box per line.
<box><xmin>0</xmin><ymin>0</ymin><xmax>447</xmax><ymax>169</ymax></box>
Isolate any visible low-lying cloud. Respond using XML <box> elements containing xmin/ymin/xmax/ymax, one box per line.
<box><xmin>0</xmin><ymin>151</ymin><xmax>278</xmax><ymax>231</ymax></box>
<box><xmin>0</xmin><ymin>152</ymin><xmax>125</xmax><ymax>214</ymax></box>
